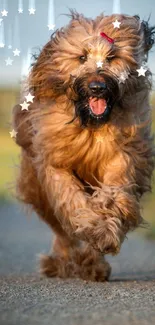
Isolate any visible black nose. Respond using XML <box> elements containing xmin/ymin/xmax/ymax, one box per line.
<box><xmin>89</xmin><ymin>81</ymin><xmax>107</xmax><ymax>94</ymax></box>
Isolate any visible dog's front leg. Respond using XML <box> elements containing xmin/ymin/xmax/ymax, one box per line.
<box><xmin>87</xmin><ymin>183</ymin><xmax>142</xmax><ymax>254</ymax></box>
<box><xmin>83</xmin><ymin>154</ymin><xmax>143</xmax><ymax>255</ymax></box>
<box><xmin>43</xmin><ymin>162</ymin><xmax>141</xmax><ymax>253</ymax></box>
<box><xmin>44</xmin><ymin>166</ymin><xmax>101</xmax><ymax>238</ymax></box>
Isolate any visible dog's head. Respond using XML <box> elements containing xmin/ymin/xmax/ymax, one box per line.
<box><xmin>30</xmin><ymin>12</ymin><xmax>155</xmax><ymax>128</ymax></box>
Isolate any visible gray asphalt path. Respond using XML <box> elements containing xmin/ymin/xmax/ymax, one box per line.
<box><xmin>0</xmin><ymin>202</ymin><xmax>155</xmax><ymax>325</ymax></box>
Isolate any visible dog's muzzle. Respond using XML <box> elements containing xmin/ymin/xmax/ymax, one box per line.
<box><xmin>72</xmin><ymin>75</ymin><xmax>119</xmax><ymax>128</ymax></box>
<box><xmin>88</xmin><ymin>81</ymin><xmax>108</xmax><ymax>116</ymax></box>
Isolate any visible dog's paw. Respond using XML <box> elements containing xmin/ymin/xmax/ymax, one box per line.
<box><xmin>90</xmin><ymin>220</ymin><xmax>122</xmax><ymax>255</ymax></box>
<box><xmin>39</xmin><ymin>254</ymin><xmax>75</xmax><ymax>278</ymax></box>
<box><xmin>74</xmin><ymin>210</ymin><xmax>124</xmax><ymax>255</ymax></box>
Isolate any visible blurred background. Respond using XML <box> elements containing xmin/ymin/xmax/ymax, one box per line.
<box><xmin>0</xmin><ymin>0</ymin><xmax>155</xmax><ymax>238</ymax></box>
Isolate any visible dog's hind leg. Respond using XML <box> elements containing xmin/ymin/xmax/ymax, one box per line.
<box><xmin>39</xmin><ymin>234</ymin><xmax>79</xmax><ymax>278</ymax></box>
<box><xmin>40</xmin><ymin>238</ymin><xmax>111</xmax><ymax>282</ymax></box>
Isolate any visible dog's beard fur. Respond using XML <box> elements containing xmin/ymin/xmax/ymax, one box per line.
<box><xmin>12</xmin><ymin>12</ymin><xmax>155</xmax><ymax>281</ymax></box>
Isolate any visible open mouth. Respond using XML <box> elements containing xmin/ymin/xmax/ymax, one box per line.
<box><xmin>73</xmin><ymin>95</ymin><xmax>112</xmax><ymax>127</ymax></box>
<box><xmin>89</xmin><ymin>97</ymin><xmax>108</xmax><ymax>117</ymax></box>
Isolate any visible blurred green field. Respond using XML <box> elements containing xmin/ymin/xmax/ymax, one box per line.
<box><xmin>0</xmin><ymin>87</ymin><xmax>154</xmax><ymax>238</ymax></box>
<box><xmin>0</xmin><ymin>88</ymin><xmax>20</xmax><ymax>201</ymax></box>
<box><xmin>0</xmin><ymin>130</ymin><xmax>20</xmax><ymax>201</ymax></box>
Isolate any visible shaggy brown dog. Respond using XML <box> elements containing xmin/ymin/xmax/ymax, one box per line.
<box><xmin>12</xmin><ymin>12</ymin><xmax>155</xmax><ymax>281</ymax></box>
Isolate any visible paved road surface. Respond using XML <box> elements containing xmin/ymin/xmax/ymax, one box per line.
<box><xmin>0</xmin><ymin>202</ymin><xmax>155</xmax><ymax>325</ymax></box>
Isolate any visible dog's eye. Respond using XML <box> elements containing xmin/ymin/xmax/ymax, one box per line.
<box><xmin>106</xmin><ymin>55</ymin><xmax>115</xmax><ymax>63</ymax></box>
<box><xmin>79</xmin><ymin>55</ymin><xmax>87</xmax><ymax>63</ymax></box>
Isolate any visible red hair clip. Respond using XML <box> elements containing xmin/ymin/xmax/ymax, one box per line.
<box><xmin>100</xmin><ymin>32</ymin><xmax>114</xmax><ymax>44</ymax></box>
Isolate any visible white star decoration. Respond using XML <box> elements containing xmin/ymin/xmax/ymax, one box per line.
<box><xmin>118</xmin><ymin>71</ymin><xmax>129</xmax><ymax>84</ymax></box>
<box><xmin>25</xmin><ymin>93</ymin><xmax>35</xmax><ymax>103</ymax></box>
<box><xmin>9</xmin><ymin>129</ymin><xmax>18</xmax><ymax>138</ymax></box>
<box><xmin>13</xmin><ymin>48</ymin><xmax>21</xmax><ymax>56</ymax></box>
<box><xmin>18</xmin><ymin>8</ymin><xmax>23</xmax><ymax>13</ymax></box>
<box><xmin>1</xmin><ymin>9</ymin><xmax>8</xmax><ymax>17</ymax></box>
<box><xmin>112</xmin><ymin>19</ymin><xmax>121</xmax><ymax>29</ymax></box>
<box><xmin>5</xmin><ymin>57</ymin><xmax>13</xmax><ymax>66</ymax></box>
<box><xmin>28</xmin><ymin>8</ymin><xmax>36</xmax><ymax>15</ymax></box>
<box><xmin>95</xmin><ymin>134</ymin><xmax>104</xmax><ymax>143</ymax></box>
<box><xmin>8</xmin><ymin>45</ymin><xmax>12</xmax><ymax>49</ymax></box>
<box><xmin>96</xmin><ymin>60</ymin><xmax>103</xmax><ymax>68</ymax></box>
<box><xmin>20</xmin><ymin>101</ymin><xmax>30</xmax><ymax>111</ymax></box>
<box><xmin>0</xmin><ymin>43</ymin><xmax>5</xmax><ymax>48</ymax></box>
<box><xmin>48</xmin><ymin>24</ymin><xmax>55</xmax><ymax>31</ymax></box>
<box><xmin>136</xmin><ymin>66</ymin><xmax>147</xmax><ymax>77</ymax></box>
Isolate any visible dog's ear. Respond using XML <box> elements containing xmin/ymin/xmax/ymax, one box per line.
<box><xmin>141</xmin><ymin>19</ymin><xmax>155</xmax><ymax>53</ymax></box>
<box><xmin>12</xmin><ymin>104</ymin><xmax>33</xmax><ymax>150</ymax></box>
<box><xmin>134</xmin><ymin>15</ymin><xmax>155</xmax><ymax>55</ymax></box>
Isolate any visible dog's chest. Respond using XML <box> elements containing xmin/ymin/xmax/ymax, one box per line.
<box><xmin>45</xmin><ymin>123</ymin><xmax>117</xmax><ymax>185</ymax></box>
<box><xmin>71</xmin><ymin>136</ymin><xmax>115</xmax><ymax>186</ymax></box>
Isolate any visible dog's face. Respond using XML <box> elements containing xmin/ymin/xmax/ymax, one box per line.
<box><xmin>31</xmin><ymin>12</ymin><xmax>155</xmax><ymax>128</ymax></box>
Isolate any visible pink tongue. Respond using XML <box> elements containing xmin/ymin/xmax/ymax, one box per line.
<box><xmin>89</xmin><ymin>97</ymin><xmax>107</xmax><ymax>115</ymax></box>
